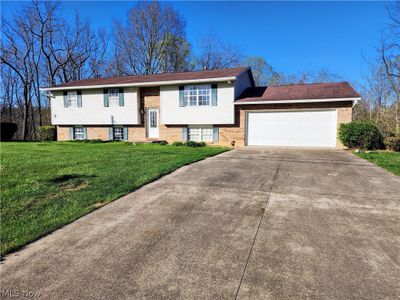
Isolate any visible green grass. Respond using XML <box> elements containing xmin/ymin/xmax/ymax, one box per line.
<box><xmin>0</xmin><ymin>142</ymin><xmax>229</xmax><ymax>256</ymax></box>
<box><xmin>355</xmin><ymin>151</ymin><xmax>400</xmax><ymax>176</ymax></box>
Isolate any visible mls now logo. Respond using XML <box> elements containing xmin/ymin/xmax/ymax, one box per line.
<box><xmin>0</xmin><ymin>289</ymin><xmax>41</xmax><ymax>298</ymax></box>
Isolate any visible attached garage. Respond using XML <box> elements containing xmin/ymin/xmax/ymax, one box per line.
<box><xmin>246</xmin><ymin>110</ymin><xmax>337</xmax><ymax>147</ymax></box>
<box><xmin>235</xmin><ymin>82</ymin><xmax>361</xmax><ymax>148</ymax></box>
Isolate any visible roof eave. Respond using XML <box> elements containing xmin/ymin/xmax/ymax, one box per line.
<box><xmin>40</xmin><ymin>76</ymin><xmax>237</xmax><ymax>91</ymax></box>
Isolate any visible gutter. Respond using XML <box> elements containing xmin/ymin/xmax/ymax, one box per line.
<box><xmin>40</xmin><ymin>76</ymin><xmax>237</xmax><ymax>91</ymax></box>
<box><xmin>234</xmin><ymin>97</ymin><xmax>361</xmax><ymax>106</ymax></box>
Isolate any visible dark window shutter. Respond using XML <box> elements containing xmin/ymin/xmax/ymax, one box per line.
<box><xmin>69</xmin><ymin>127</ymin><xmax>74</xmax><ymax>140</ymax></box>
<box><xmin>108</xmin><ymin>127</ymin><xmax>114</xmax><ymax>140</ymax></box>
<box><xmin>213</xmin><ymin>127</ymin><xmax>219</xmax><ymax>143</ymax></box>
<box><xmin>123</xmin><ymin>127</ymin><xmax>128</xmax><ymax>141</ymax></box>
<box><xmin>179</xmin><ymin>86</ymin><xmax>185</xmax><ymax>107</ymax></box>
<box><xmin>211</xmin><ymin>84</ymin><xmax>217</xmax><ymax>106</ymax></box>
<box><xmin>83</xmin><ymin>127</ymin><xmax>87</xmax><ymax>139</ymax></box>
<box><xmin>182</xmin><ymin>127</ymin><xmax>188</xmax><ymax>141</ymax></box>
<box><xmin>63</xmin><ymin>91</ymin><xmax>68</xmax><ymax>108</ymax></box>
<box><xmin>103</xmin><ymin>89</ymin><xmax>109</xmax><ymax>107</ymax></box>
<box><xmin>77</xmin><ymin>90</ymin><xmax>82</xmax><ymax>107</ymax></box>
<box><xmin>119</xmin><ymin>88</ymin><xmax>124</xmax><ymax>106</ymax></box>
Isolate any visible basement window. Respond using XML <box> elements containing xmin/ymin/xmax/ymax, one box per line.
<box><xmin>74</xmin><ymin>127</ymin><xmax>84</xmax><ymax>140</ymax></box>
<box><xmin>189</xmin><ymin>126</ymin><xmax>213</xmax><ymax>142</ymax></box>
<box><xmin>113</xmin><ymin>127</ymin><xmax>124</xmax><ymax>141</ymax></box>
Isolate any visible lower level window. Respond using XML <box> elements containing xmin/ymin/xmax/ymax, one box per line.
<box><xmin>74</xmin><ymin>127</ymin><xmax>84</xmax><ymax>140</ymax></box>
<box><xmin>113</xmin><ymin>127</ymin><xmax>124</xmax><ymax>140</ymax></box>
<box><xmin>189</xmin><ymin>126</ymin><xmax>213</xmax><ymax>142</ymax></box>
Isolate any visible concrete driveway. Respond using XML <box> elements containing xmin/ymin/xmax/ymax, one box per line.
<box><xmin>1</xmin><ymin>148</ymin><xmax>399</xmax><ymax>299</ymax></box>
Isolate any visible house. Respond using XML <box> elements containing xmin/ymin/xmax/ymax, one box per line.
<box><xmin>41</xmin><ymin>67</ymin><xmax>360</xmax><ymax>148</ymax></box>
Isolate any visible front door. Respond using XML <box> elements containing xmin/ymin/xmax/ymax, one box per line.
<box><xmin>147</xmin><ymin>109</ymin><xmax>159</xmax><ymax>138</ymax></box>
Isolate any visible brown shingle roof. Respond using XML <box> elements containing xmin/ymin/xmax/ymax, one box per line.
<box><xmin>46</xmin><ymin>67</ymin><xmax>250</xmax><ymax>89</ymax></box>
<box><xmin>236</xmin><ymin>82</ymin><xmax>360</xmax><ymax>103</ymax></box>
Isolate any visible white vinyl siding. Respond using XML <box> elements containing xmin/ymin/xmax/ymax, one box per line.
<box><xmin>160</xmin><ymin>83</ymin><xmax>235</xmax><ymax>125</ymax></box>
<box><xmin>246</xmin><ymin>110</ymin><xmax>337</xmax><ymax>147</ymax></box>
<box><xmin>189</xmin><ymin>126</ymin><xmax>213</xmax><ymax>142</ymax></box>
<box><xmin>51</xmin><ymin>88</ymin><xmax>139</xmax><ymax>125</ymax></box>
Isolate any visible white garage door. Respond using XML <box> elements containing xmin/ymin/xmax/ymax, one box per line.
<box><xmin>247</xmin><ymin>110</ymin><xmax>337</xmax><ymax>147</ymax></box>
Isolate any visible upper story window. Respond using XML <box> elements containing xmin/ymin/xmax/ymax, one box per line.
<box><xmin>67</xmin><ymin>91</ymin><xmax>78</xmax><ymax>107</ymax></box>
<box><xmin>64</xmin><ymin>90</ymin><xmax>82</xmax><ymax>108</ymax></box>
<box><xmin>108</xmin><ymin>88</ymin><xmax>119</xmax><ymax>106</ymax></box>
<box><xmin>184</xmin><ymin>84</ymin><xmax>211</xmax><ymax>106</ymax></box>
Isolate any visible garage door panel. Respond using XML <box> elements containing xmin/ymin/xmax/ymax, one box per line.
<box><xmin>247</xmin><ymin>110</ymin><xmax>337</xmax><ymax>147</ymax></box>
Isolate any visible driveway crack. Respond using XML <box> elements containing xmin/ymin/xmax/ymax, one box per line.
<box><xmin>234</xmin><ymin>154</ymin><xmax>285</xmax><ymax>300</ymax></box>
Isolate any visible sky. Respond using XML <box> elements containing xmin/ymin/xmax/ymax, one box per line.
<box><xmin>2</xmin><ymin>1</ymin><xmax>390</xmax><ymax>84</ymax></box>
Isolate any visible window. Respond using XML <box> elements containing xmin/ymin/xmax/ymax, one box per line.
<box><xmin>113</xmin><ymin>127</ymin><xmax>124</xmax><ymax>141</ymax></box>
<box><xmin>149</xmin><ymin>111</ymin><xmax>157</xmax><ymax>128</ymax></box>
<box><xmin>67</xmin><ymin>91</ymin><xmax>78</xmax><ymax>107</ymax></box>
<box><xmin>74</xmin><ymin>127</ymin><xmax>84</xmax><ymax>140</ymax></box>
<box><xmin>189</xmin><ymin>126</ymin><xmax>213</xmax><ymax>142</ymax></box>
<box><xmin>184</xmin><ymin>84</ymin><xmax>211</xmax><ymax>106</ymax></box>
<box><xmin>108</xmin><ymin>88</ymin><xmax>119</xmax><ymax>106</ymax></box>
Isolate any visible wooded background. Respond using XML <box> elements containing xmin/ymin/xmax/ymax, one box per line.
<box><xmin>1</xmin><ymin>1</ymin><xmax>399</xmax><ymax>140</ymax></box>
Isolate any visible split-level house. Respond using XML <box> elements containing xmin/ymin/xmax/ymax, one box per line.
<box><xmin>41</xmin><ymin>67</ymin><xmax>360</xmax><ymax>148</ymax></box>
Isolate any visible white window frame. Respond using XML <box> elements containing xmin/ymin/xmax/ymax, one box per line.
<box><xmin>184</xmin><ymin>84</ymin><xmax>211</xmax><ymax>107</ymax></box>
<box><xmin>189</xmin><ymin>126</ymin><xmax>213</xmax><ymax>142</ymax></box>
<box><xmin>108</xmin><ymin>88</ymin><xmax>119</xmax><ymax>107</ymax></box>
<box><xmin>113</xmin><ymin>127</ymin><xmax>124</xmax><ymax>141</ymax></box>
<box><xmin>74</xmin><ymin>127</ymin><xmax>84</xmax><ymax>140</ymax></box>
<box><xmin>67</xmin><ymin>91</ymin><xmax>78</xmax><ymax>107</ymax></box>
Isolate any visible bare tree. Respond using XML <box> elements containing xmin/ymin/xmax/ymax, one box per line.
<box><xmin>1</xmin><ymin>0</ymin><xmax>108</xmax><ymax>139</ymax></box>
<box><xmin>381</xmin><ymin>2</ymin><xmax>400</xmax><ymax>135</ymax></box>
<box><xmin>243</xmin><ymin>56</ymin><xmax>281</xmax><ymax>86</ymax></box>
<box><xmin>193</xmin><ymin>34</ymin><xmax>242</xmax><ymax>71</ymax></box>
<box><xmin>110</xmin><ymin>1</ymin><xmax>188</xmax><ymax>75</ymax></box>
<box><xmin>1</xmin><ymin>15</ymin><xmax>37</xmax><ymax>140</ymax></box>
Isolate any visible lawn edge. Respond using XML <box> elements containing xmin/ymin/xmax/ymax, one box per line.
<box><xmin>353</xmin><ymin>151</ymin><xmax>400</xmax><ymax>177</ymax></box>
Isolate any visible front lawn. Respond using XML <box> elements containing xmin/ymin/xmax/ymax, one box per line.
<box><xmin>355</xmin><ymin>151</ymin><xmax>400</xmax><ymax>176</ymax></box>
<box><xmin>0</xmin><ymin>142</ymin><xmax>228</xmax><ymax>256</ymax></box>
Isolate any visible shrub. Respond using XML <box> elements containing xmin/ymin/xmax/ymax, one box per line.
<box><xmin>0</xmin><ymin>122</ymin><xmax>18</xmax><ymax>141</ymax></box>
<box><xmin>185</xmin><ymin>141</ymin><xmax>206</xmax><ymax>147</ymax></box>
<box><xmin>87</xmin><ymin>139</ymin><xmax>107</xmax><ymax>144</ymax></box>
<box><xmin>37</xmin><ymin>126</ymin><xmax>56</xmax><ymax>141</ymax></box>
<box><xmin>172</xmin><ymin>141</ymin><xmax>184</xmax><ymax>146</ymax></box>
<box><xmin>339</xmin><ymin>122</ymin><xmax>384</xmax><ymax>150</ymax></box>
<box><xmin>384</xmin><ymin>137</ymin><xmax>400</xmax><ymax>151</ymax></box>
<box><xmin>151</xmin><ymin>140</ymin><xmax>168</xmax><ymax>145</ymax></box>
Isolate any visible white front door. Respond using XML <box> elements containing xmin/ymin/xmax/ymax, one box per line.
<box><xmin>147</xmin><ymin>109</ymin><xmax>159</xmax><ymax>138</ymax></box>
<box><xmin>247</xmin><ymin>110</ymin><xmax>337</xmax><ymax>147</ymax></box>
